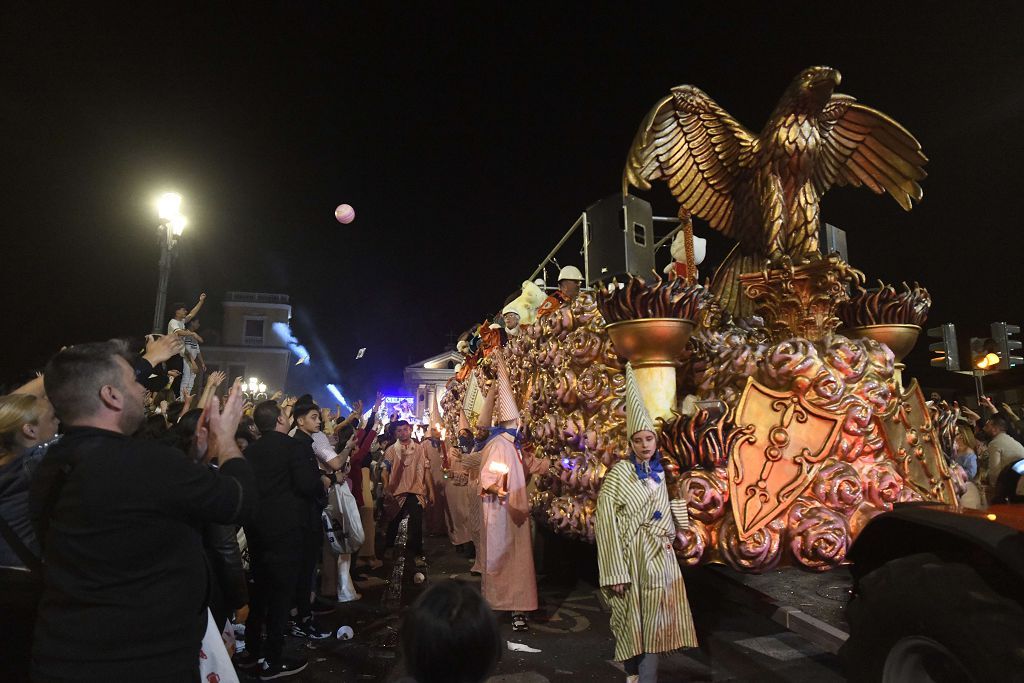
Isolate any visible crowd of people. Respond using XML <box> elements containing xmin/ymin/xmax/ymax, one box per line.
<box><xmin>0</xmin><ymin>269</ymin><xmax>702</xmax><ymax>683</ymax></box>
<box><xmin>0</xmin><ymin>301</ymin><xmax>514</xmax><ymax>683</ymax></box>
<box><xmin>949</xmin><ymin>395</ymin><xmax>1024</xmax><ymax>507</ymax></box>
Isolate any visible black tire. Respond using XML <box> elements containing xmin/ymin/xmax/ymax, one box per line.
<box><xmin>842</xmin><ymin>552</ymin><xmax>1024</xmax><ymax>683</ymax></box>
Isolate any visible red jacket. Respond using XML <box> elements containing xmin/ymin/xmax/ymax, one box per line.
<box><xmin>347</xmin><ymin>424</ymin><xmax>377</xmax><ymax>507</ymax></box>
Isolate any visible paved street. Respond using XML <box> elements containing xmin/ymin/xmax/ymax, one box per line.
<box><xmin>242</xmin><ymin>525</ymin><xmax>847</xmax><ymax>682</ymax></box>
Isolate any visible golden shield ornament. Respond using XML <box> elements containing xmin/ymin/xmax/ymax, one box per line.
<box><xmin>880</xmin><ymin>379</ymin><xmax>957</xmax><ymax>505</ymax></box>
<box><xmin>728</xmin><ymin>378</ymin><xmax>843</xmax><ymax>540</ymax></box>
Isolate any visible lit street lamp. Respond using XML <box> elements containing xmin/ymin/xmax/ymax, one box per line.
<box><xmin>151</xmin><ymin>193</ymin><xmax>188</xmax><ymax>333</ymax></box>
<box><xmin>243</xmin><ymin>377</ymin><xmax>268</xmax><ymax>402</ymax></box>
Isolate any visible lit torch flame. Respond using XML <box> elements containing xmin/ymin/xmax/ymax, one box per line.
<box><xmin>487</xmin><ymin>461</ymin><xmax>510</xmax><ymax>499</ymax></box>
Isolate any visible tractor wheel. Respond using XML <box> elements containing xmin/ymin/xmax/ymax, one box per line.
<box><xmin>841</xmin><ymin>552</ymin><xmax>1024</xmax><ymax>683</ymax></box>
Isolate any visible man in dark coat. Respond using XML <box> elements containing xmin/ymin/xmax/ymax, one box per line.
<box><xmin>29</xmin><ymin>340</ymin><xmax>258</xmax><ymax>683</ymax></box>
<box><xmin>239</xmin><ymin>399</ymin><xmax>329</xmax><ymax>678</ymax></box>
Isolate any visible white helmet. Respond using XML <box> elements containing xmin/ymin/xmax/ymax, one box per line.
<box><xmin>501</xmin><ymin>303</ymin><xmax>523</xmax><ymax>318</ymax></box>
<box><xmin>557</xmin><ymin>265</ymin><xmax>584</xmax><ymax>282</ymax></box>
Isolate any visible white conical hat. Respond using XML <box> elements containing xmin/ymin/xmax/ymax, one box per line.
<box><xmin>462</xmin><ymin>372</ymin><xmax>481</xmax><ymax>425</ymax></box>
<box><xmin>430</xmin><ymin>391</ymin><xmax>443</xmax><ymax>429</ymax></box>
<box><xmin>492</xmin><ymin>349</ymin><xmax>520</xmax><ymax>424</ymax></box>
<box><xmin>625</xmin><ymin>362</ymin><xmax>656</xmax><ymax>437</ymax></box>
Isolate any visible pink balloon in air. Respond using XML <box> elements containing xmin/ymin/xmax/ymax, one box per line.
<box><xmin>334</xmin><ymin>204</ymin><xmax>355</xmax><ymax>224</ymax></box>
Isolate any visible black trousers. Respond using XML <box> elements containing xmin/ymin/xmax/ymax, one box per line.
<box><xmin>292</xmin><ymin>523</ymin><xmax>321</xmax><ymax>621</ymax></box>
<box><xmin>247</xmin><ymin>537</ymin><xmax>300</xmax><ymax>664</ymax></box>
<box><xmin>384</xmin><ymin>495</ymin><xmax>424</xmax><ymax>555</ymax></box>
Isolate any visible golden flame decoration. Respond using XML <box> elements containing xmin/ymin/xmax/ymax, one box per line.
<box><xmin>596</xmin><ymin>274</ymin><xmax>712</xmax><ymax>323</ymax></box>
<box><xmin>838</xmin><ymin>280</ymin><xmax>931</xmax><ymax>327</ymax></box>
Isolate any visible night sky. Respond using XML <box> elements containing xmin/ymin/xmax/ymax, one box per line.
<box><xmin>3</xmin><ymin>4</ymin><xmax>1023</xmax><ymax>402</ymax></box>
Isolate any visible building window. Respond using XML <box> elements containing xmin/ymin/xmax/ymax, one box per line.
<box><xmin>243</xmin><ymin>317</ymin><xmax>265</xmax><ymax>346</ymax></box>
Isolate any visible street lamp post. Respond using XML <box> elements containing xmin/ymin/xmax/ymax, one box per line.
<box><xmin>242</xmin><ymin>377</ymin><xmax>268</xmax><ymax>402</ymax></box>
<box><xmin>151</xmin><ymin>193</ymin><xmax>188</xmax><ymax>334</ymax></box>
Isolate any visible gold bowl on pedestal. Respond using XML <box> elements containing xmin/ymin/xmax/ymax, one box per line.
<box><xmin>605</xmin><ymin>318</ymin><xmax>695</xmax><ymax>368</ymax></box>
<box><xmin>841</xmin><ymin>324</ymin><xmax>922</xmax><ymax>363</ymax></box>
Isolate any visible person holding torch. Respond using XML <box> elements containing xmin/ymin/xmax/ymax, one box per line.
<box><xmin>596</xmin><ymin>363</ymin><xmax>697</xmax><ymax>682</ymax></box>
<box><xmin>478</xmin><ymin>349</ymin><xmax>551</xmax><ymax>632</ymax></box>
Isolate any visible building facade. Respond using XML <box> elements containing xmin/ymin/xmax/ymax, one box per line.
<box><xmin>403</xmin><ymin>349</ymin><xmax>463</xmax><ymax>424</ymax></box>
<box><xmin>202</xmin><ymin>291</ymin><xmax>293</xmax><ymax>394</ymax></box>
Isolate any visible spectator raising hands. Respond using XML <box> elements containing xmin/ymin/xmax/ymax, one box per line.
<box><xmin>205</xmin><ymin>378</ymin><xmax>247</xmax><ymax>465</ymax></box>
<box><xmin>27</xmin><ymin>340</ymin><xmax>258</xmax><ymax>682</ymax></box>
<box><xmin>143</xmin><ymin>333</ymin><xmax>185</xmax><ymax>366</ymax></box>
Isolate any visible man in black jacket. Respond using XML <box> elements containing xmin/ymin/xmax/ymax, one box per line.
<box><xmin>288</xmin><ymin>395</ymin><xmax>333</xmax><ymax>632</ymax></box>
<box><xmin>29</xmin><ymin>340</ymin><xmax>258</xmax><ymax>683</ymax></box>
<box><xmin>241</xmin><ymin>399</ymin><xmax>329</xmax><ymax>678</ymax></box>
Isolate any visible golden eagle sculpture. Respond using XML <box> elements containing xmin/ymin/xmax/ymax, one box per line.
<box><xmin>624</xmin><ymin>66</ymin><xmax>927</xmax><ymax>314</ymax></box>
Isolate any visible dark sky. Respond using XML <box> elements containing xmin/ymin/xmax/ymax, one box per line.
<box><xmin>3</xmin><ymin>4</ymin><xmax>1023</xmax><ymax>401</ymax></box>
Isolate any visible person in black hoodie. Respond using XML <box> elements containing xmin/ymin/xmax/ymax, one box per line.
<box><xmin>239</xmin><ymin>398</ymin><xmax>328</xmax><ymax>679</ymax></box>
<box><xmin>29</xmin><ymin>340</ymin><xmax>258</xmax><ymax>683</ymax></box>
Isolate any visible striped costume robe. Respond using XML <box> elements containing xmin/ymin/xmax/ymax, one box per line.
<box><xmin>596</xmin><ymin>458</ymin><xmax>697</xmax><ymax>661</ymax></box>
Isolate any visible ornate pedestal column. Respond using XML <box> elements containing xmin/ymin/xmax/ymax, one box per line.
<box><xmin>605</xmin><ymin>318</ymin><xmax>695</xmax><ymax>422</ymax></box>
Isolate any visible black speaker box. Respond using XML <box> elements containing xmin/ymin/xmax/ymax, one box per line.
<box><xmin>584</xmin><ymin>194</ymin><xmax>655</xmax><ymax>284</ymax></box>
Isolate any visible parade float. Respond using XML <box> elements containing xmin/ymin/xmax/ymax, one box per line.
<box><xmin>441</xmin><ymin>66</ymin><xmax>966</xmax><ymax>573</ymax></box>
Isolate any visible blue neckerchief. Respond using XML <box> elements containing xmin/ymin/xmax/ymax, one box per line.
<box><xmin>630</xmin><ymin>451</ymin><xmax>663</xmax><ymax>483</ymax></box>
<box><xmin>485</xmin><ymin>426</ymin><xmax>519</xmax><ymax>446</ymax></box>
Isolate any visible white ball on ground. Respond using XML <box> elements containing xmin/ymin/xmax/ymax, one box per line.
<box><xmin>413</xmin><ymin>572</ymin><xmax>426</xmax><ymax>584</ymax></box>
<box><xmin>336</xmin><ymin>625</ymin><xmax>354</xmax><ymax>640</ymax></box>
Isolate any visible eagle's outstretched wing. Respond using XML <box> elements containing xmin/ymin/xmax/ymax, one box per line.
<box><xmin>624</xmin><ymin>86</ymin><xmax>758</xmax><ymax>240</ymax></box>
<box><xmin>814</xmin><ymin>95</ymin><xmax>928</xmax><ymax>210</ymax></box>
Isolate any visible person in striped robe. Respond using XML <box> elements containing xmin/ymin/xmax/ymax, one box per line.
<box><xmin>597</xmin><ymin>363</ymin><xmax>697</xmax><ymax>682</ymax></box>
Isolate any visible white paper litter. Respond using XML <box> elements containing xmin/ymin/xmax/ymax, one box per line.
<box><xmin>507</xmin><ymin>641</ymin><xmax>542</xmax><ymax>653</ymax></box>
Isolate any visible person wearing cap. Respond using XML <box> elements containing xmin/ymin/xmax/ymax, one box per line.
<box><xmin>287</xmin><ymin>395</ymin><xmax>334</xmax><ymax>639</ymax></box>
<box><xmin>478</xmin><ymin>350</ymin><xmax>551</xmax><ymax>632</ymax></box>
<box><xmin>596</xmin><ymin>363</ymin><xmax>697</xmax><ymax>683</ymax></box>
<box><xmin>536</xmin><ymin>265</ymin><xmax>584</xmax><ymax>318</ymax></box>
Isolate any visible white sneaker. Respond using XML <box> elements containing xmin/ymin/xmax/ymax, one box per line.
<box><xmin>337</xmin><ymin>592</ymin><xmax>362</xmax><ymax>603</ymax></box>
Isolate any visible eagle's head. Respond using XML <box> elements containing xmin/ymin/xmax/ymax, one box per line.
<box><xmin>789</xmin><ymin>66</ymin><xmax>841</xmax><ymax>110</ymax></box>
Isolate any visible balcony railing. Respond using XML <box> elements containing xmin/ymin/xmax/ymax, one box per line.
<box><xmin>224</xmin><ymin>292</ymin><xmax>290</xmax><ymax>304</ymax></box>
<box><xmin>243</xmin><ymin>335</ymin><xmax>265</xmax><ymax>346</ymax></box>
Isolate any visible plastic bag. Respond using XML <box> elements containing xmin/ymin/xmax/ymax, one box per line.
<box><xmin>199</xmin><ymin>608</ymin><xmax>239</xmax><ymax>683</ymax></box>
<box><xmin>323</xmin><ymin>483</ymin><xmax>364</xmax><ymax>554</ymax></box>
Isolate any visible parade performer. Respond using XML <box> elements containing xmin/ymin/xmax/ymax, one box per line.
<box><xmin>536</xmin><ymin>265</ymin><xmax>583</xmax><ymax>318</ymax></box>
<box><xmin>421</xmin><ymin>425</ymin><xmax>451</xmax><ymax>536</ymax></box>
<box><xmin>478</xmin><ymin>351</ymin><xmax>551</xmax><ymax>631</ymax></box>
<box><xmin>596</xmin><ymin>363</ymin><xmax>697</xmax><ymax>683</ymax></box>
<box><xmin>501</xmin><ymin>302</ymin><xmax>523</xmax><ymax>338</ymax></box>
<box><xmin>382</xmin><ymin>420</ymin><xmax>435</xmax><ymax>568</ymax></box>
<box><xmin>446</xmin><ymin>410</ymin><xmax>483</xmax><ymax>571</ymax></box>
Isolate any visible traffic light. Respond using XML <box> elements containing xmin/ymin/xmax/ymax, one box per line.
<box><xmin>928</xmin><ymin>323</ymin><xmax>960</xmax><ymax>372</ymax></box>
<box><xmin>991</xmin><ymin>322</ymin><xmax>1023</xmax><ymax>370</ymax></box>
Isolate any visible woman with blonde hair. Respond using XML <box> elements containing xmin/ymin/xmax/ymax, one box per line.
<box><xmin>1</xmin><ymin>392</ymin><xmax>59</xmax><ymax>681</ymax></box>
<box><xmin>1</xmin><ymin>392</ymin><xmax>60</xmax><ymax>566</ymax></box>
